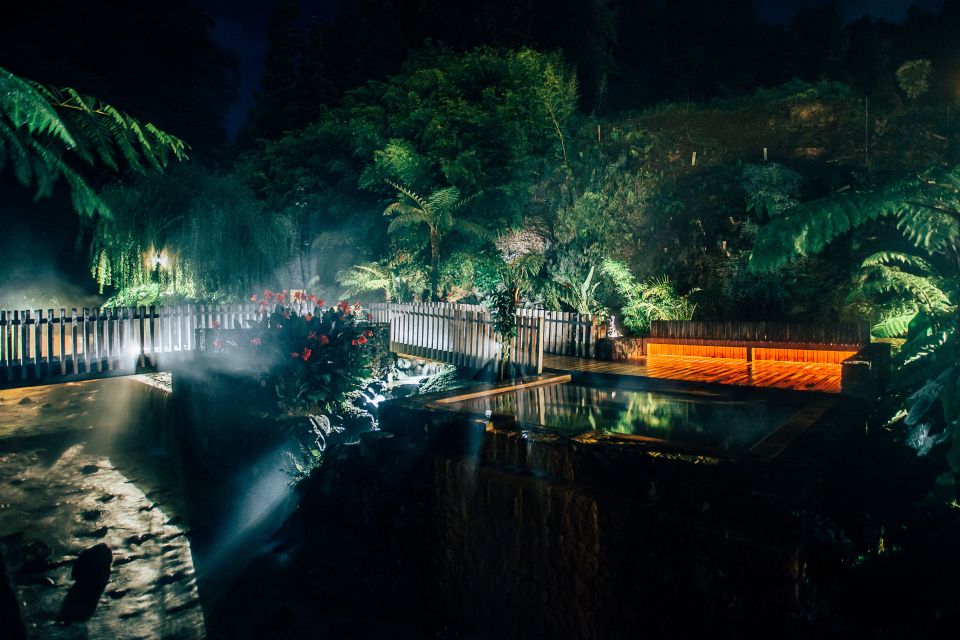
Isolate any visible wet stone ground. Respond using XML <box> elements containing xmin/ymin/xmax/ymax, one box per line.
<box><xmin>0</xmin><ymin>378</ymin><xmax>204</xmax><ymax>639</ymax></box>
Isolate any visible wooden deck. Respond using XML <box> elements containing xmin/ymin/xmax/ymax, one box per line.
<box><xmin>543</xmin><ymin>354</ymin><xmax>842</xmax><ymax>394</ymax></box>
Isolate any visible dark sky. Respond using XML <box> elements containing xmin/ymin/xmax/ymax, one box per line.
<box><xmin>194</xmin><ymin>0</ymin><xmax>945</xmax><ymax>137</ymax></box>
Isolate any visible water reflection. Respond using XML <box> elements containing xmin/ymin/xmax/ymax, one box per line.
<box><xmin>451</xmin><ymin>383</ymin><xmax>796</xmax><ymax>452</ymax></box>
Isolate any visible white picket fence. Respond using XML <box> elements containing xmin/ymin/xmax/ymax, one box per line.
<box><xmin>369</xmin><ymin>302</ymin><xmax>602</xmax><ymax>359</ymax></box>
<box><xmin>368</xmin><ymin>302</ymin><xmax>546</xmax><ymax>374</ymax></box>
<box><xmin>0</xmin><ymin>304</ymin><xmax>259</xmax><ymax>386</ymax></box>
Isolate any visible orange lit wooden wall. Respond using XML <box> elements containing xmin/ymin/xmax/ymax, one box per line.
<box><xmin>752</xmin><ymin>347</ymin><xmax>856</xmax><ymax>364</ymax></box>
<box><xmin>647</xmin><ymin>342</ymin><xmax>857</xmax><ymax>364</ymax></box>
<box><xmin>647</xmin><ymin>343</ymin><xmax>747</xmax><ymax>359</ymax></box>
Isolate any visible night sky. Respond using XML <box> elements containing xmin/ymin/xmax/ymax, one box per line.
<box><xmin>194</xmin><ymin>0</ymin><xmax>945</xmax><ymax>138</ymax></box>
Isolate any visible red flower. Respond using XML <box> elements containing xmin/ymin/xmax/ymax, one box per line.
<box><xmin>250</xmin><ymin>337</ymin><xmax>262</xmax><ymax>346</ymax></box>
<box><xmin>358</xmin><ymin>335</ymin><xmax>367</xmax><ymax>345</ymax></box>
<box><xmin>305</xmin><ymin>313</ymin><xmax>313</xmax><ymax>322</ymax></box>
<box><xmin>250</xmin><ymin>294</ymin><xmax>258</xmax><ymax>302</ymax></box>
<box><xmin>316</xmin><ymin>299</ymin><xmax>325</xmax><ymax>307</ymax></box>
<box><xmin>277</xmin><ymin>293</ymin><xmax>285</xmax><ymax>303</ymax></box>
<box><xmin>302</xmin><ymin>348</ymin><xmax>313</xmax><ymax>361</ymax></box>
<box><xmin>351</xmin><ymin>339</ymin><xmax>358</xmax><ymax>346</ymax></box>
<box><xmin>213</xmin><ymin>339</ymin><xmax>223</xmax><ymax>350</ymax></box>
<box><xmin>319</xmin><ymin>334</ymin><xmax>330</xmax><ymax>346</ymax></box>
<box><xmin>366</xmin><ymin>330</ymin><xmax>374</xmax><ymax>337</ymax></box>
<box><xmin>263</xmin><ymin>289</ymin><xmax>274</xmax><ymax>301</ymax></box>
<box><xmin>308</xmin><ymin>294</ymin><xmax>316</xmax><ymax>303</ymax></box>
<box><xmin>211</xmin><ymin>320</ymin><xmax>221</xmax><ymax>329</ymax></box>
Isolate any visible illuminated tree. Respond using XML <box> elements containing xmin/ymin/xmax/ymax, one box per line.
<box><xmin>383</xmin><ymin>181</ymin><xmax>489</xmax><ymax>301</ymax></box>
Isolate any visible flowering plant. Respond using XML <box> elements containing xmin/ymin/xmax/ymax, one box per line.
<box><xmin>247</xmin><ymin>289</ymin><xmax>385</xmax><ymax>413</ymax></box>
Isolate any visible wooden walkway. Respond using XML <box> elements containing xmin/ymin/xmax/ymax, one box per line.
<box><xmin>543</xmin><ymin>354</ymin><xmax>842</xmax><ymax>394</ymax></box>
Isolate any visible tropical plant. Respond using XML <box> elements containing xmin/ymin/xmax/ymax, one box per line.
<box><xmin>553</xmin><ymin>265</ymin><xmax>608</xmax><ymax>320</ymax></box>
<box><xmin>0</xmin><ymin>66</ymin><xmax>187</xmax><ymax>217</ymax></box>
<box><xmin>238</xmin><ymin>291</ymin><xmax>383</xmax><ymax>414</ymax></box>
<box><xmin>601</xmin><ymin>258</ymin><xmax>696</xmax><ymax>335</ymax></box>
<box><xmin>337</xmin><ymin>261</ymin><xmax>394</xmax><ymax>302</ymax></box>
<box><xmin>750</xmin><ymin>167</ymin><xmax>960</xmax><ymax>483</ymax></box>
<box><xmin>383</xmin><ymin>180</ymin><xmax>488</xmax><ymax>300</ymax></box>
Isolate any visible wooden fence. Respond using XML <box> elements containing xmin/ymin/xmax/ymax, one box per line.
<box><xmin>368</xmin><ymin>302</ymin><xmax>601</xmax><ymax>359</ymax></box>
<box><xmin>0</xmin><ymin>304</ymin><xmax>260</xmax><ymax>387</ymax></box>
<box><xmin>368</xmin><ymin>302</ymin><xmax>545</xmax><ymax>374</ymax></box>
<box><xmin>649</xmin><ymin>320</ymin><xmax>871</xmax><ymax>346</ymax></box>
<box><xmin>646</xmin><ymin>320</ymin><xmax>872</xmax><ymax>364</ymax></box>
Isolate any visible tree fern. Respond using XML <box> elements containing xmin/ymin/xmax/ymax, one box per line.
<box><xmin>384</xmin><ymin>180</ymin><xmax>486</xmax><ymax>300</ymax></box>
<box><xmin>337</xmin><ymin>262</ymin><xmax>393</xmax><ymax>301</ymax></box>
<box><xmin>752</xmin><ymin>166</ymin><xmax>960</xmax><ymax>482</ymax></box>
<box><xmin>0</xmin><ymin>66</ymin><xmax>188</xmax><ymax>217</ymax></box>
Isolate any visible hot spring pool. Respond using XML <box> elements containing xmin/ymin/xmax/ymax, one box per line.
<box><xmin>440</xmin><ymin>381</ymin><xmax>810</xmax><ymax>456</ymax></box>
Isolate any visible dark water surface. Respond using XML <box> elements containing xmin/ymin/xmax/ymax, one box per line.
<box><xmin>449</xmin><ymin>382</ymin><xmax>798</xmax><ymax>452</ymax></box>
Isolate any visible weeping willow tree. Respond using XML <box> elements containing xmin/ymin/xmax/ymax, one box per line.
<box><xmin>0</xmin><ymin>66</ymin><xmax>187</xmax><ymax>217</ymax></box>
<box><xmin>91</xmin><ymin>167</ymin><xmax>297</xmax><ymax>306</ymax></box>
<box><xmin>751</xmin><ymin>167</ymin><xmax>960</xmax><ymax>482</ymax></box>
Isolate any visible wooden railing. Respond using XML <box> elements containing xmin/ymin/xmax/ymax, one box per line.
<box><xmin>0</xmin><ymin>304</ymin><xmax>260</xmax><ymax>386</ymax></box>
<box><xmin>368</xmin><ymin>302</ymin><xmax>600</xmax><ymax>359</ymax></box>
<box><xmin>368</xmin><ymin>302</ymin><xmax>544</xmax><ymax>374</ymax></box>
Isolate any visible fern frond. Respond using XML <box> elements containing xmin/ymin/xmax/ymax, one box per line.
<box><xmin>858</xmin><ymin>265</ymin><xmax>953</xmax><ymax>314</ymax></box>
<box><xmin>385</xmin><ymin>180</ymin><xmax>430</xmax><ymax>211</ymax></box>
<box><xmin>454</xmin><ymin>218</ymin><xmax>493</xmax><ymax>241</ymax></box>
<box><xmin>872</xmin><ymin>308</ymin><xmax>918</xmax><ymax>339</ymax></box>
<box><xmin>0</xmin><ymin>67</ymin><xmax>77</xmax><ymax>147</ymax></box>
<box><xmin>861</xmin><ymin>251</ymin><xmax>937</xmax><ymax>275</ymax></box>
<box><xmin>387</xmin><ymin>212</ymin><xmax>429</xmax><ymax>234</ymax></box>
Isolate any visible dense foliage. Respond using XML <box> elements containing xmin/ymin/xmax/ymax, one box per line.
<box><xmin>751</xmin><ymin>168</ymin><xmax>960</xmax><ymax>480</ymax></box>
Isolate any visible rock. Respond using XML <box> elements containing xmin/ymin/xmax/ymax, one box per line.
<box><xmin>60</xmin><ymin>543</ymin><xmax>112</xmax><ymax>622</ymax></box>
<box><xmin>76</xmin><ymin>526</ymin><xmax>109</xmax><ymax>539</ymax></box>
<box><xmin>71</xmin><ymin>544</ymin><xmax>112</xmax><ymax>585</ymax></box>
<box><xmin>81</xmin><ymin>509</ymin><xmax>101</xmax><ymax>522</ymax></box>
<box><xmin>17</xmin><ymin>397</ymin><xmax>33</xmax><ymax>405</ymax></box>
<box><xmin>80</xmin><ymin>464</ymin><xmax>99</xmax><ymax>475</ymax></box>
<box><xmin>21</xmin><ymin>540</ymin><xmax>51</xmax><ymax>571</ymax></box>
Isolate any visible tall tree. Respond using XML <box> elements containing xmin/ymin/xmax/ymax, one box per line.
<box><xmin>240</xmin><ymin>0</ymin><xmax>305</xmax><ymax>143</ymax></box>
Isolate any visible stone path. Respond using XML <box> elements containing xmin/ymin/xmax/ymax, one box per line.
<box><xmin>0</xmin><ymin>378</ymin><xmax>204</xmax><ymax>639</ymax></box>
